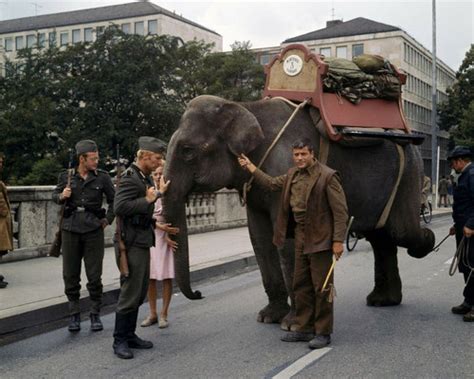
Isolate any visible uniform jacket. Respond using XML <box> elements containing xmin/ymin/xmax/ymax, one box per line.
<box><xmin>253</xmin><ymin>160</ymin><xmax>348</xmax><ymax>254</ymax></box>
<box><xmin>114</xmin><ymin>164</ymin><xmax>156</xmax><ymax>249</ymax></box>
<box><xmin>0</xmin><ymin>180</ymin><xmax>13</xmax><ymax>251</ymax></box>
<box><xmin>53</xmin><ymin>169</ymin><xmax>115</xmax><ymax>234</ymax></box>
<box><xmin>452</xmin><ymin>163</ymin><xmax>474</xmax><ymax>230</ymax></box>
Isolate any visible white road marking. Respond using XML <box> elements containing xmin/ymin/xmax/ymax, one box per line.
<box><xmin>445</xmin><ymin>258</ymin><xmax>453</xmax><ymax>265</ymax></box>
<box><xmin>272</xmin><ymin>347</ymin><xmax>332</xmax><ymax>379</ymax></box>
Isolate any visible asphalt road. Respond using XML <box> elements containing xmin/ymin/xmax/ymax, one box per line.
<box><xmin>0</xmin><ymin>215</ymin><xmax>472</xmax><ymax>378</ymax></box>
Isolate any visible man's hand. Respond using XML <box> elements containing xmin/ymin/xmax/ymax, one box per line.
<box><xmin>464</xmin><ymin>226</ymin><xmax>474</xmax><ymax>238</ymax></box>
<box><xmin>332</xmin><ymin>241</ymin><xmax>344</xmax><ymax>260</ymax></box>
<box><xmin>238</xmin><ymin>154</ymin><xmax>256</xmax><ymax>173</ymax></box>
<box><xmin>449</xmin><ymin>226</ymin><xmax>456</xmax><ymax>236</ymax></box>
<box><xmin>61</xmin><ymin>187</ymin><xmax>72</xmax><ymax>200</ymax></box>
<box><xmin>166</xmin><ymin>236</ymin><xmax>178</xmax><ymax>252</ymax></box>
<box><xmin>159</xmin><ymin>175</ymin><xmax>170</xmax><ymax>194</ymax></box>
<box><xmin>100</xmin><ymin>219</ymin><xmax>109</xmax><ymax>229</ymax></box>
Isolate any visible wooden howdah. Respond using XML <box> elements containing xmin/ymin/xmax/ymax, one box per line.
<box><xmin>263</xmin><ymin>44</ymin><xmax>420</xmax><ymax>143</ymax></box>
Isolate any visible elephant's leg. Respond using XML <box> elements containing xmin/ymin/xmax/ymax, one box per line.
<box><xmin>247</xmin><ymin>207</ymin><xmax>290</xmax><ymax>324</ymax></box>
<box><xmin>365</xmin><ymin>230</ymin><xmax>402</xmax><ymax>307</ymax></box>
<box><xmin>278</xmin><ymin>239</ymin><xmax>297</xmax><ymax>331</ymax></box>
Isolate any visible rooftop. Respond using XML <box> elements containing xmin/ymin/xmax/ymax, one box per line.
<box><xmin>0</xmin><ymin>2</ymin><xmax>220</xmax><ymax>36</ymax></box>
<box><xmin>283</xmin><ymin>17</ymin><xmax>400</xmax><ymax>43</ymax></box>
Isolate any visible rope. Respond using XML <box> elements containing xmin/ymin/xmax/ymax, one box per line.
<box><xmin>449</xmin><ymin>237</ymin><xmax>474</xmax><ymax>285</ymax></box>
<box><xmin>241</xmin><ymin>98</ymin><xmax>311</xmax><ymax>205</ymax></box>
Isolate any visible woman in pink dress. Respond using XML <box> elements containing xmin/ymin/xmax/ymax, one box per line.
<box><xmin>141</xmin><ymin>163</ymin><xmax>179</xmax><ymax>328</ymax></box>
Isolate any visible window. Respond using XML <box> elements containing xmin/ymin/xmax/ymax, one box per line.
<box><xmin>84</xmin><ymin>28</ymin><xmax>93</xmax><ymax>42</ymax></box>
<box><xmin>72</xmin><ymin>29</ymin><xmax>81</xmax><ymax>44</ymax></box>
<box><xmin>148</xmin><ymin>19</ymin><xmax>158</xmax><ymax>35</ymax></box>
<box><xmin>96</xmin><ymin>26</ymin><xmax>104</xmax><ymax>36</ymax></box>
<box><xmin>319</xmin><ymin>47</ymin><xmax>331</xmax><ymax>57</ymax></box>
<box><xmin>38</xmin><ymin>33</ymin><xmax>46</xmax><ymax>48</ymax></box>
<box><xmin>15</xmin><ymin>36</ymin><xmax>24</xmax><ymax>50</ymax></box>
<box><xmin>26</xmin><ymin>34</ymin><xmax>36</xmax><ymax>48</ymax></box>
<box><xmin>60</xmin><ymin>32</ymin><xmax>69</xmax><ymax>46</ymax></box>
<box><xmin>352</xmin><ymin>44</ymin><xmax>364</xmax><ymax>57</ymax></box>
<box><xmin>259</xmin><ymin>54</ymin><xmax>271</xmax><ymax>65</ymax></box>
<box><xmin>135</xmin><ymin>21</ymin><xmax>144</xmax><ymax>35</ymax></box>
<box><xmin>121</xmin><ymin>23</ymin><xmax>131</xmax><ymax>34</ymax></box>
<box><xmin>5</xmin><ymin>37</ymin><xmax>13</xmax><ymax>52</ymax></box>
<box><xmin>336</xmin><ymin>46</ymin><xmax>347</xmax><ymax>58</ymax></box>
<box><xmin>49</xmin><ymin>32</ymin><xmax>57</xmax><ymax>47</ymax></box>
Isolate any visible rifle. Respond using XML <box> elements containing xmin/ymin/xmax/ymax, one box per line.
<box><xmin>115</xmin><ymin>144</ymin><xmax>130</xmax><ymax>277</ymax></box>
<box><xmin>49</xmin><ymin>149</ymin><xmax>73</xmax><ymax>257</ymax></box>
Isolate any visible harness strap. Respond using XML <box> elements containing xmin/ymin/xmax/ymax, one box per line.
<box><xmin>375</xmin><ymin>144</ymin><xmax>405</xmax><ymax>229</ymax></box>
<box><xmin>242</xmin><ymin>98</ymin><xmax>310</xmax><ymax>205</ymax></box>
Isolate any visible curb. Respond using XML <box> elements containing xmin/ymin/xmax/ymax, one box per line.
<box><xmin>0</xmin><ymin>252</ymin><xmax>257</xmax><ymax>346</ymax></box>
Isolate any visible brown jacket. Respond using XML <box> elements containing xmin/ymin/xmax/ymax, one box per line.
<box><xmin>253</xmin><ymin>160</ymin><xmax>348</xmax><ymax>254</ymax></box>
<box><xmin>0</xmin><ymin>181</ymin><xmax>13</xmax><ymax>252</ymax></box>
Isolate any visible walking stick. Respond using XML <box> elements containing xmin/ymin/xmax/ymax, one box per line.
<box><xmin>321</xmin><ymin>216</ymin><xmax>354</xmax><ymax>294</ymax></box>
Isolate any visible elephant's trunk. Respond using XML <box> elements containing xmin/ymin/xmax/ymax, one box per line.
<box><xmin>163</xmin><ymin>195</ymin><xmax>203</xmax><ymax>300</ymax></box>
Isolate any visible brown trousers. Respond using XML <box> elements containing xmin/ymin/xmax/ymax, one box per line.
<box><xmin>293</xmin><ymin>224</ymin><xmax>334</xmax><ymax>335</ymax></box>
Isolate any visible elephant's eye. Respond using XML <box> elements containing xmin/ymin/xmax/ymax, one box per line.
<box><xmin>180</xmin><ymin>145</ymin><xmax>196</xmax><ymax>161</ymax></box>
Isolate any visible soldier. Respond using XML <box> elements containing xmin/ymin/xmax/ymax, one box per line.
<box><xmin>112</xmin><ymin>136</ymin><xmax>170</xmax><ymax>359</ymax></box>
<box><xmin>52</xmin><ymin>140</ymin><xmax>115</xmax><ymax>332</ymax></box>
<box><xmin>448</xmin><ymin>146</ymin><xmax>474</xmax><ymax>322</ymax></box>
<box><xmin>0</xmin><ymin>152</ymin><xmax>13</xmax><ymax>289</ymax></box>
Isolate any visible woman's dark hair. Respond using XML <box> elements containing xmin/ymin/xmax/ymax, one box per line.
<box><xmin>292</xmin><ymin>138</ymin><xmax>313</xmax><ymax>152</ymax></box>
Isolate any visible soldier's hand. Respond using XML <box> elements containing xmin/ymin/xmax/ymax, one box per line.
<box><xmin>449</xmin><ymin>226</ymin><xmax>456</xmax><ymax>236</ymax></box>
<box><xmin>463</xmin><ymin>226</ymin><xmax>474</xmax><ymax>238</ymax></box>
<box><xmin>100</xmin><ymin>219</ymin><xmax>109</xmax><ymax>229</ymax></box>
<box><xmin>146</xmin><ymin>186</ymin><xmax>158</xmax><ymax>203</ymax></box>
<box><xmin>159</xmin><ymin>175</ymin><xmax>170</xmax><ymax>194</ymax></box>
<box><xmin>332</xmin><ymin>241</ymin><xmax>344</xmax><ymax>260</ymax></box>
<box><xmin>61</xmin><ymin>187</ymin><xmax>72</xmax><ymax>200</ymax></box>
<box><xmin>238</xmin><ymin>154</ymin><xmax>256</xmax><ymax>173</ymax></box>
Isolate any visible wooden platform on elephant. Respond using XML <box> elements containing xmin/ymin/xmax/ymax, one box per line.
<box><xmin>263</xmin><ymin>44</ymin><xmax>420</xmax><ymax>143</ymax></box>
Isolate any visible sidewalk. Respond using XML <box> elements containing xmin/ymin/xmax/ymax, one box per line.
<box><xmin>0</xmin><ymin>227</ymin><xmax>255</xmax><ymax>339</ymax></box>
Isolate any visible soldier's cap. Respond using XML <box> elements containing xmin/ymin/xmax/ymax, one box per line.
<box><xmin>75</xmin><ymin>140</ymin><xmax>98</xmax><ymax>155</ymax></box>
<box><xmin>447</xmin><ymin>146</ymin><xmax>472</xmax><ymax>160</ymax></box>
<box><xmin>138</xmin><ymin>136</ymin><xmax>167</xmax><ymax>154</ymax></box>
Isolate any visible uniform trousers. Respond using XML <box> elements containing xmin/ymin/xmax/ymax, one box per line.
<box><xmin>293</xmin><ymin>224</ymin><xmax>334</xmax><ymax>335</ymax></box>
<box><xmin>455</xmin><ymin>228</ymin><xmax>474</xmax><ymax>306</ymax></box>
<box><xmin>62</xmin><ymin>228</ymin><xmax>104</xmax><ymax>315</ymax></box>
<box><xmin>115</xmin><ymin>245</ymin><xmax>150</xmax><ymax>315</ymax></box>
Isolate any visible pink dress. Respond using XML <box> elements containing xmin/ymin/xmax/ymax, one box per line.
<box><xmin>149</xmin><ymin>198</ymin><xmax>175</xmax><ymax>280</ymax></box>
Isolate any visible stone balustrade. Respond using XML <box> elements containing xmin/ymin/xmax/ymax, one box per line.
<box><xmin>2</xmin><ymin>186</ymin><xmax>247</xmax><ymax>262</ymax></box>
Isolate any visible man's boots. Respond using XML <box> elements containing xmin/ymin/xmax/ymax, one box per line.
<box><xmin>68</xmin><ymin>313</ymin><xmax>81</xmax><ymax>332</ymax></box>
<box><xmin>90</xmin><ymin>313</ymin><xmax>103</xmax><ymax>332</ymax></box>
<box><xmin>113</xmin><ymin>313</ymin><xmax>133</xmax><ymax>359</ymax></box>
<box><xmin>127</xmin><ymin>309</ymin><xmax>153</xmax><ymax>349</ymax></box>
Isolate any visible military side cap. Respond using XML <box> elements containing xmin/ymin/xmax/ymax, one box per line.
<box><xmin>447</xmin><ymin>146</ymin><xmax>472</xmax><ymax>160</ymax></box>
<box><xmin>138</xmin><ymin>136</ymin><xmax>167</xmax><ymax>154</ymax></box>
<box><xmin>75</xmin><ymin>140</ymin><xmax>98</xmax><ymax>155</ymax></box>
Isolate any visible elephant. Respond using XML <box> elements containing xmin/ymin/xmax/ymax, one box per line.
<box><xmin>163</xmin><ymin>94</ymin><xmax>435</xmax><ymax>330</ymax></box>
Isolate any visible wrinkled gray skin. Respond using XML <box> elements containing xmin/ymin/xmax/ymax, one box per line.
<box><xmin>163</xmin><ymin>95</ymin><xmax>435</xmax><ymax>330</ymax></box>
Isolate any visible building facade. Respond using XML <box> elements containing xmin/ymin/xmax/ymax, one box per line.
<box><xmin>253</xmin><ymin>18</ymin><xmax>455</xmax><ymax>177</ymax></box>
<box><xmin>0</xmin><ymin>1</ymin><xmax>222</xmax><ymax>72</ymax></box>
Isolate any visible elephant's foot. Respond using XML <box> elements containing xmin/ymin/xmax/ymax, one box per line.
<box><xmin>280</xmin><ymin>310</ymin><xmax>297</xmax><ymax>331</ymax></box>
<box><xmin>257</xmin><ymin>302</ymin><xmax>290</xmax><ymax>324</ymax></box>
<box><xmin>366</xmin><ymin>285</ymin><xmax>402</xmax><ymax>307</ymax></box>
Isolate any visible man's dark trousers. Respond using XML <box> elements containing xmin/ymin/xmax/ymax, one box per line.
<box><xmin>62</xmin><ymin>228</ymin><xmax>104</xmax><ymax>315</ymax></box>
<box><xmin>455</xmin><ymin>229</ymin><xmax>474</xmax><ymax>306</ymax></box>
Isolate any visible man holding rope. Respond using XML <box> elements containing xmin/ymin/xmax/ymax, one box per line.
<box><xmin>448</xmin><ymin>146</ymin><xmax>474</xmax><ymax>322</ymax></box>
<box><xmin>238</xmin><ymin>138</ymin><xmax>348</xmax><ymax>349</ymax></box>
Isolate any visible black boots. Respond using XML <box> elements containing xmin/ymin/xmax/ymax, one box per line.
<box><xmin>308</xmin><ymin>334</ymin><xmax>331</xmax><ymax>349</ymax></box>
<box><xmin>113</xmin><ymin>312</ymin><xmax>133</xmax><ymax>359</ymax></box>
<box><xmin>68</xmin><ymin>313</ymin><xmax>81</xmax><ymax>332</ymax></box>
<box><xmin>127</xmin><ymin>309</ymin><xmax>153</xmax><ymax>349</ymax></box>
<box><xmin>90</xmin><ymin>313</ymin><xmax>103</xmax><ymax>332</ymax></box>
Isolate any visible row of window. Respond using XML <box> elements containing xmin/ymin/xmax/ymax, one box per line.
<box><xmin>406</xmin><ymin>74</ymin><xmax>432</xmax><ymax>101</ymax></box>
<box><xmin>0</xmin><ymin>20</ymin><xmax>158</xmax><ymax>52</ymax></box>
<box><xmin>403</xmin><ymin>42</ymin><xmax>454</xmax><ymax>87</ymax></box>
<box><xmin>403</xmin><ymin>100</ymin><xmax>432</xmax><ymax>126</ymax></box>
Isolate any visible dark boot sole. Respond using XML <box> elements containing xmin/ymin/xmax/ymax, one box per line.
<box><xmin>114</xmin><ymin>351</ymin><xmax>134</xmax><ymax>359</ymax></box>
<box><xmin>91</xmin><ymin>326</ymin><xmax>103</xmax><ymax>332</ymax></box>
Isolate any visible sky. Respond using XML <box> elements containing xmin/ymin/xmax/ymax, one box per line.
<box><xmin>0</xmin><ymin>0</ymin><xmax>472</xmax><ymax>70</ymax></box>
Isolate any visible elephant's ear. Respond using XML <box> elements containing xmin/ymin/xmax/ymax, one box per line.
<box><xmin>217</xmin><ymin>102</ymin><xmax>265</xmax><ymax>156</ymax></box>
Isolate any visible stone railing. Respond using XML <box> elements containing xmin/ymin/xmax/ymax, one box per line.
<box><xmin>2</xmin><ymin>186</ymin><xmax>247</xmax><ymax>262</ymax></box>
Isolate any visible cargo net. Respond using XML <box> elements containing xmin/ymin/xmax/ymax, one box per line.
<box><xmin>322</xmin><ymin>54</ymin><xmax>401</xmax><ymax>105</ymax></box>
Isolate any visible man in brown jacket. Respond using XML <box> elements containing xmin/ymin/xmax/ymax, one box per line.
<box><xmin>238</xmin><ymin>138</ymin><xmax>348</xmax><ymax>349</ymax></box>
<box><xmin>0</xmin><ymin>153</ymin><xmax>13</xmax><ymax>288</ymax></box>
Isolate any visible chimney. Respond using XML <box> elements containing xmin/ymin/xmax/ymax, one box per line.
<box><xmin>326</xmin><ymin>19</ymin><xmax>343</xmax><ymax>28</ymax></box>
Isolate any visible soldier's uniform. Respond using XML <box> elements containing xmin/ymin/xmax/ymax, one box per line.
<box><xmin>112</xmin><ymin>136</ymin><xmax>167</xmax><ymax>359</ymax></box>
<box><xmin>52</xmin><ymin>140</ymin><xmax>115</xmax><ymax>331</ymax></box>
<box><xmin>449</xmin><ymin>146</ymin><xmax>474</xmax><ymax>322</ymax></box>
